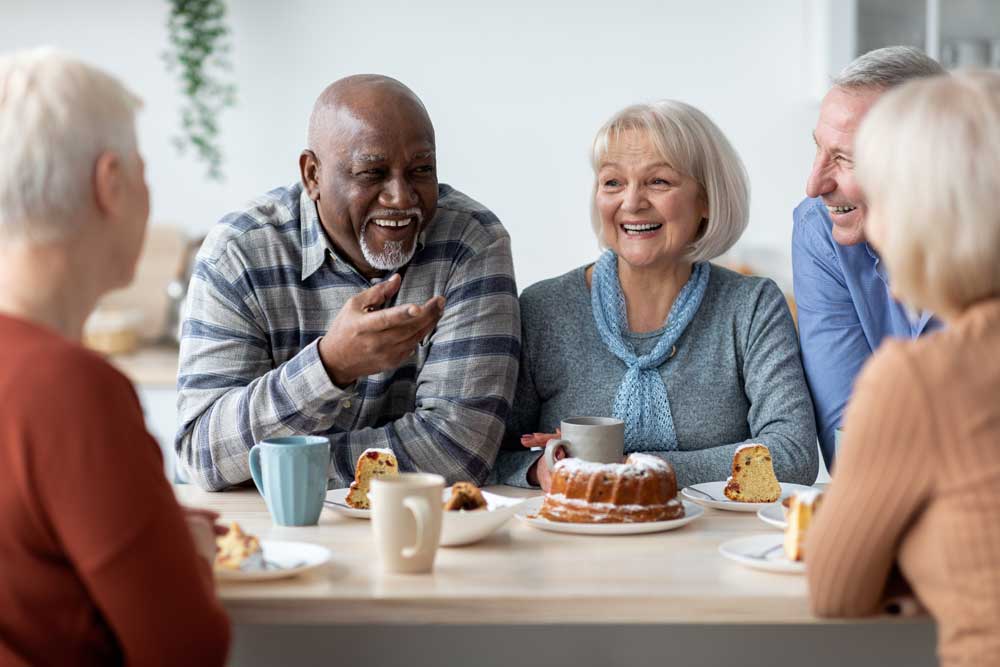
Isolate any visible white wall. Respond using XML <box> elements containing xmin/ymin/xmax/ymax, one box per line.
<box><xmin>1</xmin><ymin>0</ymin><xmax>822</xmax><ymax>290</ymax></box>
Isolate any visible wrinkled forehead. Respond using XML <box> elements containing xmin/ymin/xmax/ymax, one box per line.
<box><xmin>596</xmin><ymin>125</ymin><xmax>685</xmax><ymax>175</ymax></box>
<box><xmin>327</xmin><ymin>102</ymin><xmax>435</xmax><ymax>161</ymax></box>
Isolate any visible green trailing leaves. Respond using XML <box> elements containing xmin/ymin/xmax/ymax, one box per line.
<box><xmin>164</xmin><ymin>0</ymin><xmax>236</xmax><ymax>181</ymax></box>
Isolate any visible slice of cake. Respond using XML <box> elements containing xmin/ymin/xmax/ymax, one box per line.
<box><xmin>443</xmin><ymin>482</ymin><xmax>488</xmax><ymax>511</ymax></box>
<box><xmin>783</xmin><ymin>489</ymin><xmax>823</xmax><ymax>561</ymax></box>
<box><xmin>345</xmin><ymin>448</ymin><xmax>399</xmax><ymax>509</ymax></box>
<box><xmin>723</xmin><ymin>443</ymin><xmax>781</xmax><ymax>503</ymax></box>
<box><xmin>214</xmin><ymin>522</ymin><xmax>265</xmax><ymax>572</ymax></box>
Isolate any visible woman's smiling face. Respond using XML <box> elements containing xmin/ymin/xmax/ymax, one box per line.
<box><xmin>595</xmin><ymin>129</ymin><xmax>707</xmax><ymax>271</ymax></box>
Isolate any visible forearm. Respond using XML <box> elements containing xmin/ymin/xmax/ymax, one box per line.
<box><xmin>176</xmin><ymin>339</ymin><xmax>354</xmax><ymax>490</ymax></box>
<box><xmin>489</xmin><ymin>449</ymin><xmax>542</xmax><ymax>488</ymax></box>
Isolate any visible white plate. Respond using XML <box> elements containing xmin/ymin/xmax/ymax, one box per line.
<box><xmin>718</xmin><ymin>534</ymin><xmax>804</xmax><ymax>574</ymax></box>
<box><xmin>324</xmin><ymin>487</ymin><xmax>370</xmax><ymax>519</ymax></box>
<box><xmin>681</xmin><ymin>481</ymin><xmax>815</xmax><ymax>512</ymax></box>
<box><xmin>515</xmin><ymin>498</ymin><xmax>704</xmax><ymax>535</ymax></box>
<box><xmin>757</xmin><ymin>502</ymin><xmax>787</xmax><ymax>529</ymax></box>
<box><xmin>215</xmin><ymin>540</ymin><xmax>331</xmax><ymax>582</ymax></box>
<box><xmin>441</xmin><ymin>491</ymin><xmax>530</xmax><ymax>547</ymax></box>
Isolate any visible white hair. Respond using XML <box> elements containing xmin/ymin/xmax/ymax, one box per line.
<box><xmin>855</xmin><ymin>68</ymin><xmax>1000</xmax><ymax>316</ymax></box>
<box><xmin>833</xmin><ymin>46</ymin><xmax>944</xmax><ymax>91</ymax></box>
<box><xmin>590</xmin><ymin>100</ymin><xmax>749</xmax><ymax>263</ymax></box>
<box><xmin>0</xmin><ymin>48</ymin><xmax>142</xmax><ymax>242</ymax></box>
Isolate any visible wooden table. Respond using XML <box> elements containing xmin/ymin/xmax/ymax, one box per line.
<box><xmin>177</xmin><ymin>485</ymin><xmax>936</xmax><ymax>666</ymax></box>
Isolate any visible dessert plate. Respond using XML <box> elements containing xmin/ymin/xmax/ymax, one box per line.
<box><xmin>681</xmin><ymin>482</ymin><xmax>814</xmax><ymax>512</ymax></box>
<box><xmin>215</xmin><ymin>540</ymin><xmax>331</xmax><ymax>582</ymax></box>
<box><xmin>718</xmin><ymin>534</ymin><xmax>804</xmax><ymax>574</ymax></box>
<box><xmin>515</xmin><ymin>498</ymin><xmax>703</xmax><ymax>535</ymax></box>
<box><xmin>441</xmin><ymin>491</ymin><xmax>530</xmax><ymax>547</ymax></box>
<box><xmin>756</xmin><ymin>502</ymin><xmax>788</xmax><ymax>529</ymax></box>
<box><xmin>324</xmin><ymin>487</ymin><xmax>370</xmax><ymax>519</ymax></box>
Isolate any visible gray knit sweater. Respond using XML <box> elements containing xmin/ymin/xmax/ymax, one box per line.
<box><xmin>491</xmin><ymin>264</ymin><xmax>818</xmax><ymax>489</ymax></box>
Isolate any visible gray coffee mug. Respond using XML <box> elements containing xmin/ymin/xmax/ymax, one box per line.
<box><xmin>544</xmin><ymin>416</ymin><xmax>625</xmax><ymax>470</ymax></box>
<box><xmin>249</xmin><ymin>435</ymin><xmax>330</xmax><ymax>526</ymax></box>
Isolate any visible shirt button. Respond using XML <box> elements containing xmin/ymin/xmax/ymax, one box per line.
<box><xmin>341</xmin><ymin>398</ymin><xmax>352</xmax><ymax>409</ymax></box>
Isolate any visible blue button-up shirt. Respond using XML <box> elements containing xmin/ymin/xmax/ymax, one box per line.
<box><xmin>792</xmin><ymin>197</ymin><xmax>940</xmax><ymax>468</ymax></box>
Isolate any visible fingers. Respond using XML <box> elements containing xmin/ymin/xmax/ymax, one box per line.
<box><xmin>370</xmin><ymin>296</ymin><xmax>444</xmax><ymax>334</ymax></box>
<box><xmin>357</xmin><ymin>273</ymin><xmax>401</xmax><ymax>311</ymax></box>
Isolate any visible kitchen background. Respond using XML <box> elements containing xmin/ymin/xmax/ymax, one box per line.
<box><xmin>3</xmin><ymin>0</ymin><xmax>998</xmax><ymax>480</ymax></box>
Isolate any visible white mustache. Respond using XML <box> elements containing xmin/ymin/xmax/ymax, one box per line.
<box><xmin>365</xmin><ymin>208</ymin><xmax>423</xmax><ymax>224</ymax></box>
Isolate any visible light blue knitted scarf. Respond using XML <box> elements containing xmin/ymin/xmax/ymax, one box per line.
<box><xmin>590</xmin><ymin>251</ymin><xmax>710</xmax><ymax>452</ymax></box>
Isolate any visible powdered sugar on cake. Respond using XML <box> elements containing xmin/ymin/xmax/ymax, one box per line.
<box><xmin>554</xmin><ymin>454</ymin><xmax>670</xmax><ymax>477</ymax></box>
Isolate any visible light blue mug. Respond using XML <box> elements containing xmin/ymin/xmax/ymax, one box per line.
<box><xmin>249</xmin><ymin>436</ymin><xmax>330</xmax><ymax>526</ymax></box>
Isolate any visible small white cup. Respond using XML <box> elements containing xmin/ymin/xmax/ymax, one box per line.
<box><xmin>370</xmin><ymin>473</ymin><xmax>444</xmax><ymax>574</ymax></box>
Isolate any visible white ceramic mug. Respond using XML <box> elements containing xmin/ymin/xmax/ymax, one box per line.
<box><xmin>370</xmin><ymin>473</ymin><xmax>444</xmax><ymax>574</ymax></box>
<box><xmin>544</xmin><ymin>416</ymin><xmax>625</xmax><ymax>470</ymax></box>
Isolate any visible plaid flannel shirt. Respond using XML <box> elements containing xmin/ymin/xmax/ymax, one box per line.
<box><xmin>175</xmin><ymin>182</ymin><xmax>520</xmax><ymax>491</ymax></box>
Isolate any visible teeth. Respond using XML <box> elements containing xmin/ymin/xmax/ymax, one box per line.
<box><xmin>827</xmin><ymin>205</ymin><xmax>857</xmax><ymax>214</ymax></box>
<box><xmin>623</xmin><ymin>223</ymin><xmax>662</xmax><ymax>232</ymax></box>
<box><xmin>372</xmin><ymin>218</ymin><xmax>411</xmax><ymax>228</ymax></box>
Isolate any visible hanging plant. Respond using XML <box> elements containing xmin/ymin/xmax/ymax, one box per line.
<box><xmin>163</xmin><ymin>0</ymin><xmax>236</xmax><ymax>181</ymax></box>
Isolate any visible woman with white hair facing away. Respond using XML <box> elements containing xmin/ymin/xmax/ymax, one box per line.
<box><xmin>0</xmin><ymin>49</ymin><xmax>230</xmax><ymax>665</ymax></box>
<box><xmin>492</xmin><ymin>101</ymin><xmax>818</xmax><ymax>490</ymax></box>
<box><xmin>806</xmin><ymin>69</ymin><xmax>1000</xmax><ymax>665</ymax></box>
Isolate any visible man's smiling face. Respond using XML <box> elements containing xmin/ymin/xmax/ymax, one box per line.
<box><xmin>806</xmin><ymin>86</ymin><xmax>882</xmax><ymax>246</ymax></box>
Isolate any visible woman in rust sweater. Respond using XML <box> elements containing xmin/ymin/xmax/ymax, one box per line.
<box><xmin>806</xmin><ymin>69</ymin><xmax>1000</xmax><ymax>665</ymax></box>
<box><xmin>0</xmin><ymin>50</ymin><xmax>230</xmax><ymax>665</ymax></box>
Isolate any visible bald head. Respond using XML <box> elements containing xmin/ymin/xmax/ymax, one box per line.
<box><xmin>307</xmin><ymin>74</ymin><xmax>434</xmax><ymax>152</ymax></box>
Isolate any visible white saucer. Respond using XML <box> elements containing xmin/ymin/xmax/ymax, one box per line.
<box><xmin>324</xmin><ymin>487</ymin><xmax>370</xmax><ymax>519</ymax></box>
<box><xmin>718</xmin><ymin>534</ymin><xmax>804</xmax><ymax>574</ymax></box>
<box><xmin>515</xmin><ymin>498</ymin><xmax>703</xmax><ymax>535</ymax></box>
<box><xmin>215</xmin><ymin>540</ymin><xmax>331</xmax><ymax>582</ymax></box>
<box><xmin>681</xmin><ymin>482</ymin><xmax>815</xmax><ymax>512</ymax></box>
<box><xmin>756</xmin><ymin>502</ymin><xmax>787</xmax><ymax>529</ymax></box>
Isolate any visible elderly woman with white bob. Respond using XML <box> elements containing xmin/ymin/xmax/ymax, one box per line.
<box><xmin>807</xmin><ymin>70</ymin><xmax>1000</xmax><ymax>666</ymax></box>
<box><xmin>493</xmin><ymin>101</ymin><xmax>818</xmax><ymax>490</ymax></box>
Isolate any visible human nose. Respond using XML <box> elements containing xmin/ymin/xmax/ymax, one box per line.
<box><xmin>379</xmin><ymin>175</ymin><xmax>418</xmax><ymax>209</ymax></box>
<box><xmin>806</xmin><ymin>154</ymin><xmax>835</xmax><ymax>199</ymax></box>
<box><xmin>621</xmin><ymin>184</ymin><xmax>648</xmax><ymax>213</ymax></box>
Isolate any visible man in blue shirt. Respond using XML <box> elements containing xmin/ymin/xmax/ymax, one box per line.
<box><xmin>793</xmin><ymin>46</ymin><xmax>945</xmax><ymax>469</ymax></box>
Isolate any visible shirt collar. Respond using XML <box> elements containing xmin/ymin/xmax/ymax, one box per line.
<box><xmin>299</xmin><ymin>189</ymin><xmax>335</xmax><ymax>281</ymax></box>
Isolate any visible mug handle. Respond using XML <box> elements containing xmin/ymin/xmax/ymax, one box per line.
<box><xmin>544</xmin><ymin>438</ymin><xmax>571</xmax><ymax>471</ymax></box>
<box><xmin>248</xmin><ymin>445</ymin><xmax>266</xmax><ymax>499</ymax></box>
<box><xmin>401</xmin><ymin>496</ymin><xmax>432</xmax><ymax>560</ymax></box>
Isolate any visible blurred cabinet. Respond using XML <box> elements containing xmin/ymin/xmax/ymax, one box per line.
<box><xmin>810</xmin><ymin>0</ymin><xmax>1000</xmax><ymax>98</ymax></box>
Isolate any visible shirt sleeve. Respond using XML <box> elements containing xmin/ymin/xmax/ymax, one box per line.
<box><xmin>638</xmin><ymin>279</ymin><xmax>819</xmax><ymax>489</ymax></box>
<box><xmin>33</xmin><ymin>353</ymin><xmax>230</xmax><ymax>666</ymax></box>
<box><xmin>176</xmin><ymin>242</ymin><xmax>357</xmax><ymax>490</ymax></box>
<box><xmin>792</xmin><ymin>202</ymin><xmax>872</xmax><ymax>469</ymax></box>
<box><xmin>805</xmin><ymin>342</ymin><xmax>934</xmax><ymax>617</ymax></box>
<box><xmin>325</xmin><ymin>231</ymin><xmax>521</xmax><ymax>487</ymax></box>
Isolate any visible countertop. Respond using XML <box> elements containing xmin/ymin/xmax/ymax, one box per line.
<box><xmin>107</xmin><ymin>344</ymin><xmax>179</xmax><ymax>388</ymax></box>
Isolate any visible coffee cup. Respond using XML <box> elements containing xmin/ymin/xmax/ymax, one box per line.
<box><xmin>248</xmin><ymin>435</ymin><xmax>330</xmax><ymax>526</ymax></box>
<box><xmin>370</xmin><ymin>473</ymin><xmax>444</xmax><ymax>574</ymax></box>
<box><xmin>543</xmin><ymin>416</ymin><xmax>625</xmax><ymax>470</ymax></box>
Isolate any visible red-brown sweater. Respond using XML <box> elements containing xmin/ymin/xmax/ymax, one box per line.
<box><xmin>0</xmin><ymin>315</ymin><xmax>230</xmax><ymax>666</ymax></box>
<box><xmin>807</xmin><ymin>298</ymin><xmax>1000</xmax><ymax>666</ymax></box>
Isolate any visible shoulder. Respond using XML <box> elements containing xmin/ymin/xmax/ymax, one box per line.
<box><xmin>426</xmin><ymin>184</ymin><xmax>510</xmax><ymax>253</ymax></box>
<box><xmin>519</xmin><ymin>266</ymin><xmax>589</xmax><ymax>319</ymax></box>
<box><xmin>198</xmin><ymin>183</ymin><xmax>305</xmax><ymax>268</ymax></box>
<box><xmin>705</xmin><ymin>264</ymin><xmax>785</xmax><ymax>312</ymax></box>
<box><xmin>852</xmin><ymin>339</ymin><xmax>927</xmax><ymax>413</ymax></box>
<box><xmin>792</xmin><ymin>197</ymin><xmax>837</xmax><ymax>261</ymax></box>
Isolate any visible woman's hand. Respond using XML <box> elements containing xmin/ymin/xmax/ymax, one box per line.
<box><xmin>523</xmin><ymin>429</ymin><xmax>566</xmax><ymax>491</ymax></box>
<box><xmin>520</xmin><ymin>428</ymin><xmax>561</xmax><ymax>448</ymax></box>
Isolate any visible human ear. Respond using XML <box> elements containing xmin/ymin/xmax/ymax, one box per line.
<box><xmin>93</xmin><ymin>151</ymin><xmax>124</xmax><ymax>219</ymax></box>
<box><xmin>299</xmin><ymin>150</ymin><xmax>321</xmax><ymax>201</ymax></box>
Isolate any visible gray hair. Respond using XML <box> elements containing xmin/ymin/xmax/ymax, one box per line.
<box><xmin>590</xmin><ymin>100</ymin><xmax>750</xmax><ymax>263</ymax></box>
<box><xmin>833</xmin><ymin>46</ymin><xmax>945</xmax><ymax>91</ymax></box>
<box><xmin>0</xmin><ymin>48</ymin><xmax>142</xmax><ymax>243</ymax></box>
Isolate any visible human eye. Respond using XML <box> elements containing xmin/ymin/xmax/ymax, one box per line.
<box><xmin>413</xmin><ymin>164</ymin><xmax>436</xmax><ymax>175</ymax></box>
<box><xmin>355</xmin><ymin>167</ymin><xmax>384</xmax><ymax>179</ymax></box>
<box><xmin>602</xmin><ymin>177</ymin><xmax>622</xmax><ymax>188</ymax></box>
<box><xmin>651</xmin><ymin>177</ymin><xmax>672</xmax><ymax>186</ymax></box>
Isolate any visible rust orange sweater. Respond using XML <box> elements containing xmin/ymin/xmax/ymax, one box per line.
<box><xmin>0</xmin><ymin>315</ymin><xmax>230</xmax><ymax>666</ymax></box>
<box><xmin>807</xmin><ymin>298</ymin><xmax>1000</xmax><ymax>666</ymax></box>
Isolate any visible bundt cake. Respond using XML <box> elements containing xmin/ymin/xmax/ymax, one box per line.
<box><xmin>723</xmin><ymin>444</ymin><xmax>781</xmax><ymax>503</ymax></box>
<box><xmin>784</xmin><ymin>489</ymin><xmax>823</xmax><ymax>561</ymax></box>
<box><xmin>345</xmin><ymin>448</ymin><xmax>399</xmax><ymax>509</ymax></box>
<box><xmin>443</xmin><ymin>482</ymin><xmax>488</xmax><ymax>511</ymax></box>
<box><xmin>538</xmin><ymin>453</ymin><xmax>684</xmax><ymax>523</ymax></box>
<box><xmin>214</xmin><ymin>522</ymin><xmax>264</xmax><ymax>572</ymax></box>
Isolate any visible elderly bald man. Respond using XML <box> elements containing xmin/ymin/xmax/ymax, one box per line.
<box><xmin>177</xmin><ymin>75</ymin><xmax>519</xmax><ymax>491</ymax></box>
